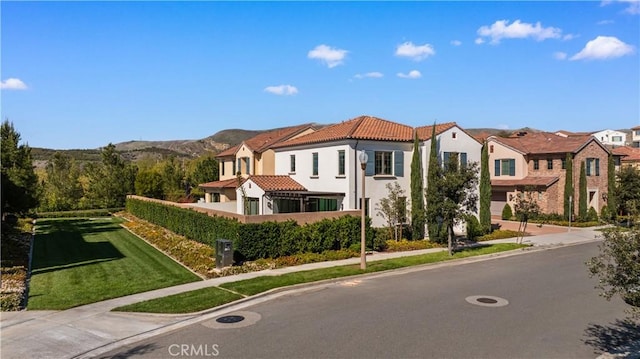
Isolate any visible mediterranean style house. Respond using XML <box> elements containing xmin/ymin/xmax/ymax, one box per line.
<box><xmin>487</xmin><ymin>132</ymin><xmax>611</xmax><ymax>217</ymax></box>
<box><xmin>199</xmin><ymin>124</ymin><xmax>315</xmax><ymax>204</ymax></box>
<box><xmin>590</xmin><ymin>129</ymin><xmax>627</xmax><ymax>147</ymax></box>
<box><xmin>632</xmin><ymin>125</ymin><xmax>640</xmax><ymax>148</ymax></box>
<box><xmin>612</xmin><ymin>146</ymin><xmax>640</xmax><ymax>170</ymax></box>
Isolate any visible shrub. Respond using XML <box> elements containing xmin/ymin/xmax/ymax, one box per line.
<box><xmin>587</xmin><ymin>207</ymin><xmax>599</xmax><ymax>222</ymax></box>
<box><xmin>35</xmin><ymin>208</ymin><xmax>123</xmax><ymax>218</ymax></box>
<box><xmin>600</xmin><ymin>205</ymin><xmax>610</xmax><ymax>223</ymax></box>
<box><xmin>502</xmin><ymin>203</ymin><xmax>513</xmax><ymax>220</ymax></box>
<box><xmin>384</xmin><ymin>239</ymin><xmax>440</xmax><ymax>252</ymax></box>
<box><xmin>465</xmin><ymin>215</ymin><xmax>483</xmax><ymax>240</ymax></box>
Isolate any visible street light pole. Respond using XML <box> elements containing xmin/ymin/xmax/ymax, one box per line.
<box><xmin>359</xmin><ymin>151</ymin><xmax>368</xmax><ymax>270</ymax></box>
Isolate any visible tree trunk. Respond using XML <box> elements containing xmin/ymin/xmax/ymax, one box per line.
<box><xmin>448</xmin><ymin>224</ymin><xmax>453</xmax><ymax>256</ymax></box>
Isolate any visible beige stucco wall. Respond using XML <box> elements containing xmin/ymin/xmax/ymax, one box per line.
<box><xmin>487</xmin><ymin>140</ymin><xmax>527</xmax><ymax>179</ymax></box>
<box><xmin>260</xmin><ymin>150</ymin><xmax>276</xmax><ymax>175</ymax></box>
<box><xmin>219</xmin><ymin>157</ymin><xmax>236</xmax><ymax>181</ymax></box>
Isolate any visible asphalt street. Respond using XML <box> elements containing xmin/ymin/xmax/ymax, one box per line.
<box><xmin>100</xmin><ymin>241</ymin><xmax>638</xmax><ymax>359</ymax></box>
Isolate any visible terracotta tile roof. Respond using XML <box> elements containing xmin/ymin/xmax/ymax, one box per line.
<box><xmin>272</xmin><ymin>115</ymin><xmax>414</xmax><ymax>148</ymax></box>
<box><xmin>613</xmin><ymin>146</ymin><xmax>640</xmax><ymax>162</ymax></box>
<box><xmin>415</xmin><ymin>122</ymin><xmax>458</xmax><ymax>141</ymax></box>
<box><xmin>198</xmin><ymin>178</ymin><xmax>239</xmax><ymax>189</ymax></box>
<box><xmin>216</xmin><ymin>124</ymin><xmax>314</xmax><ymax>157</ymax></box>
<box><xmin>555</xmin><ymin>130</ymin><xmax>591</xmax><ymax>137</ymax></box>
<box><xmin>632</xmin><ymin>125</ymin><xmax>640</xmax><ymax>130</ymax></box>
<box><xmin>489</xmin><ymin>132</ymin><xmax>598</xmax><ymax>155</ymax></box>
<box><xmin>492</xmin><ymin>176</ymin><xmax>560</xmax><ymax>187</ymax></box>
<box><xmin>243</xmin><ymin>175</ymin><xmax>307</xmax><ymax>192</ymax></box>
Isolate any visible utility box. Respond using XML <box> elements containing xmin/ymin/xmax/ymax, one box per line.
<box><xmin>216</xmin><ymin>239</ymin><xmax>234</xmax><ymax>269</ymax></box>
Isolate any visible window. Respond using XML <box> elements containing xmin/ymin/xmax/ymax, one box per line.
<box><xmin>375</xmin><ymin>151</ymin><xmax>393</xmax><ymax>175</ymax></box>
<box><xmin>307</xmin><ymin>198</ymin><xmax>337</xmax><ymax>212</ymax></box>
<box><xmin>547</xmin><ymin>159</ymin><xmax>553</xmax><ymax>170</ymax></box>
<box><xmin>495</xmin><ymin>159</ymin><xmax>516</xmax><ymax>176</ymax></box>
<box><xmin>586</xmin><ymin>158</ymin><xmax>600</xmax><ymax>176</ymax></box>
<box><xmin>635</xmin><ymin>130</ymin><xmax>640</xmax><ymax>136</ymax></box>
<box><xmin>246</xmin><ymin>197</ymin><xmax>259</xmax><ymax>215</ymax></box>
<box><xmin>490</xmin><ymin>145</ymin><xmax>494</xmax><ymax>153</ymax></box>
<box><xmin>338</xmin><ymin>150</ymin><xmax>345</xmax><ymax>176</ymax></box>
<box><xmin>533</xmin><ymin>159</ymin><xmax>539</xmax><ymax>170</ymax></box>
<box><xmin>245</xmin><ymin>157</ymin><xmax>250</xmax><ymax>174</ymax></box>
<box><xmin>290</xmin><ymin>155</ymin><xmax>296</xmax><ymax>173</ymax></box>
<box><xmin>237</xmin><ymin>158</ymin><xmax>241</xmax><ymax>175</ymax></box>
<box><xmin>232</xmin><ymin>159</ymin><xmax>236</xmax><ymax>175</ymax></box>
<box><xmin>221</xmin><ymin>161</ymin><xmax>225</xmax><ymax>176</ymax></box>
<box><xmin>312</xmin><ymin>152</ymin><xmax>319</xmax><ymax>176</ymax></box>
<box><xmin>452</xmin><ymin>132</ymin><xmax>457</xmax><ymax>139</ymax></box>
<box><xmin>443</xmin><ymin>152</ymin><xmax>467</xmax><ymax>169</ymax></box>
<box><xmin>274</xmin><ymin>198</ymin><xmax>300</xmax><ymax>213</ymax></box>
<box><xmin>612</xmin><ymin>136</ymin><xmax>622</xmax><ymax>142</ymax></box>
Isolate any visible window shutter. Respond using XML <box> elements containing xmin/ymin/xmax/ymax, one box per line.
<box><xmin>394</xmin><ymin>150</ymin><xmax>404</xmax><ymax>177</ymax></box>
<box><xmin>509</xmin><ymin>159</ymin><xmax>515</xmax><ymax>176</ymax></box>
<box><xmin>365</xmin><ymin>150</ymin><xmax>375</xmax><ymax>176</ymax></box>
<box><xmin>461</xmin><ymin>152</ymin><xmax>467</xmax><ymax>168</ymax></box>
<box><xmin>237</xmin><ymin>159</ymin><xmax>241</xmax><ymax>174</ymax></box>
<box><xmin>495</xmin><ymin>159</ymin><xmax>500</xmax><ymax>176</ymax></box>
<box><xmin>595</xmin><ymin>158</ymin><xmax>600</xmax><ymax>176</ymax></box>
<box><xmin>586</xmin><ymin>159</ymin><xmax>591</xmax><ymax>176</ymax></box>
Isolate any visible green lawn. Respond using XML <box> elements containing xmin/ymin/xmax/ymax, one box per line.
<box><xmin>28</xmin><ymin>218</ymin><xmax>201</xmax><ymax>310</ymax></box>
<box><xmin>113</xmin><ymin>243</ymin><xmax>526</xmax><ymax>313</ymax></box>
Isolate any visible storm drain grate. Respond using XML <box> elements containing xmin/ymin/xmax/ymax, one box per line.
<box><xmin>465</xmin><ymin>295</ymin><xmax>509</xmax><ymax>307</ymax></box>
<box><xmin>476</xmin><ymin>297</ymin><xmax>498</xmax><ymax>304</ymax></box>
<box><xmin>216</xmin><ymin>315</ymin><xmax>245</xmax><ymax>324</ymax></box>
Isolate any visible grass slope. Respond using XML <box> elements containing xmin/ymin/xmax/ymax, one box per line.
<box><xmin>28</xmin><ymin>218</ymin><xmax>200</xmax><ymax>310</ymax></box>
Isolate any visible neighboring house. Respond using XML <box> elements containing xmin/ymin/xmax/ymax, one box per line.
<box><xmin>611</xmin><ymin>146</ymin><xmax>640</xmax><ymax>170</ymax></box>
<box><xmin>591</xmin><ymin>129</ymin><xmax>627</xmax><ymax>147</ymax></box>
<box><xmin>199</xmin><ymin>124</ymin><xmax>315</xmax><ymax>203</ymax></box>
<box><xmin>632</xmin><ymin>125</ymin><xmax>640</xmax><ymax>148</ymax></box>
<box><xmin>487</xmin><ymin>132</ymin><xmax>611</xmax><ymax>217</ymax></box>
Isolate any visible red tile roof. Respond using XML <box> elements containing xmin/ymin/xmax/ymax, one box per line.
<box><xmin>272</xmin><ymin>115</ymin><xmax>414</xmax><ymax>148</ymax></box>
<box><xmin>216</xmin><ymin>124</ymin><xmax>314</xmax><ymax>157</ymax></box>
<box><xmin>490</xmin><ymin>132</ymin><xmax>601</xmax><ymax>155</ymax></box>
<box><xmin>612</xmin><ymin>146</ymin><xmax>640</xmax><ymax>162</ymax></box>
<box><xmin>492</xmin><ymin>176</ymin><xmax>560</xmax><ymax>187</ymax></box>
<box><xmin>243</xmin><ymin>175</ymin><xmax>307</xmax><ymax>191</ymax></box>
<box><xmin>415</xmin><ymin>122</ymin><xmax>457</xmax><ymax>141</ymax></box>
<box><xmin>198</xmin><ymin>178</ymin><xmax>239</xmax><ymax>189</ymax></box>
<box><xmin>631</xmin><ymin>125</ymin><xmax>640</xmax><ymax>130</ymax></box>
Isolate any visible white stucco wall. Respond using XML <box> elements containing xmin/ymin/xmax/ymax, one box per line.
<box><xmin>592</xmin><ymin>130</ymin><xmax>626</xmax><ymax>147</ymax></box>
<box><xmin>236</xmin><ymin>179</ymin><xmax>270</xmax><ymax>215</ymax></box>
<box><xmin>275</xmin><ymin>140</ymin><xmax>413</xmax><ymax>227</ymax></box>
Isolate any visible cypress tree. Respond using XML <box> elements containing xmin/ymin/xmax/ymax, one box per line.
<box><xmin>563</xmin><ymin>153</ymin><xmax>574</xmax><ymax>221</ymax></box>
<box><xmin>410</xmin><ymin>131</ymin><xmax>425</xmax><ymax>239</ymax></box>
<box><xmin>479</xmin><ymin>141</ymin><xmax>492</xmax><ymax>233</ymax></box>
<box><xmin>425</xmin><ymin>123</ymin><xmax>444</xmax><ymax>242</ymax></box>
<box><xmin>579</xmin><ymin>160</ymin><xmax>587</xmax><ymax>221</ymax></box>
<box><xmin>607</xmin><ymin>153</ymin><xmax>617</xmax><ymax>220</ymax></box>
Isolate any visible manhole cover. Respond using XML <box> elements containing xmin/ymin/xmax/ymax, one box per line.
<box><xmin>465</xmin><ymin>295</ymin><xmax>509</xmax><ymax>307</ymax></box>
<box><xmin>477</xmin><ymin>297</ymin><xmax>498</xmax><ymax>304</ymax></box>
<box><xmin>216</xmin><ymin>315</ymin><xmax>245</xmax><ymax>324</ymax></box>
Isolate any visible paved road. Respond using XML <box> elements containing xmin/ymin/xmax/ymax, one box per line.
<box><xmin>100</xmin><ymin>242</ymin><xmax>638</xmax><ymax>359</ymax></box>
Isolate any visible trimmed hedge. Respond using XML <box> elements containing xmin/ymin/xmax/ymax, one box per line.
<box><xmin>35</xmin><ymin>208</ymin><xmax>124</xmax><ymax>218</ymax></box>
<box><xmin>126</xmin><ymin>199</ymin><xmax>239</xmax><ymax>247</ymax></box>
<box><xmin>125</xmin><ymin>198</ymin><xmax>372</xmax><ymax>262</ymax></box>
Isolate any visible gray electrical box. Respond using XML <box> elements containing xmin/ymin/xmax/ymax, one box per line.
<box><xmin>216</xmin><ymin>239</ymin><xmax>234</xmax><ymax>269</ymax></box>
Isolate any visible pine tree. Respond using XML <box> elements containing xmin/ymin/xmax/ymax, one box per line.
<box><xmin>607</xmin><ymin>153</ymin><xmax>617</xmax><ymax>220</ymax></box>
<box><xmin>563</xmin><ymin>153</ymin><xmax>574</xmax><ymax>221</ymax></box>
<box><xmin>579</xmin><ymin>160</ymin><xmax>587</xmax><ymax>221</ymax></box>
<box><xmin>1</xmin><ymin>120</ymin><xmax>39</xmax><ymax>217</ymax></box>
<box><xmin>410</xmin><ymin>132</ymin><xmax>425</xmax><ymax>239</ymax></box>
<box><xmin>479</xmin><ymin>141</ymin><xmax>492</xmax><ymax>233</ymax></box>
<box><xmin>425</xmin><ymin>123</ymin><xmax>445</xmax><ymax>243</ymax></box>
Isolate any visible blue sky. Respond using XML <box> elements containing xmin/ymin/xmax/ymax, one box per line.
<box><xmin>2</xmin><ymin>1</ymin><xmax>639</xmax><ymax>149</ymax></box>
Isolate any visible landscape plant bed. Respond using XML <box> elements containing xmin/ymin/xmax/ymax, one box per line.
<box><xmin>1</xmin><ymin>219</ymin><xmax>33</xmax><ymax>311</ymax></box>
<box><xmin>477</xmin><ymin>229</ymin><xmax>523</xmax><ymax>242</ymax></box>
<box><xmin>27</xmin><ymin>217</ymin><xmax>200</xmax><ymax>310</ymax></box>
<box><xmin>113</xmin><ymin>243</ymin><xmax>527</xmax><ymax>313</ymax></box>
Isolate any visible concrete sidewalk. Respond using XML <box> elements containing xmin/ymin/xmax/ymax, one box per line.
<box><xmin>0</xmin><ymin>226</ymin><xmax>604</xmax><ymax>359</ymax></box>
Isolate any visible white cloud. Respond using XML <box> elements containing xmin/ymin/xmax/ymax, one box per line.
<box><xmin>0</xmin><ymin>78</ymin><xmax>28</xmax><ymax>90</ymax></box>
<box><xmin>397</xmin><ymin>70</ymin><xmax>422</xmax><ymax>79</ymax></box>
<box><xmin>554</xmin><ymin>52</ymin><xmax>568</xmax><ymax>60</ymax></box>
<box><xmin>562</xmin><ymin>34</ymin><xmax>577</xmax><ymax>41</ymax></box>
<box><xmin>354</xmin><ymin>72</ymin><xmax>384</xmax><ymax>79</ymax></box>
<box><xmin>597</xmin><ymin>19</ymin><xmax>615</xmax><ymax>25</ymax></box>
<box><xmin>451</xmin><ymin>40</ymin><xmax>462</xmax><ymax>46</ymax></box>
<box><xmin>264</xmin><ymin>85</ymin><xmax>298</xmax><ymax>95</ymax></box>
<box><xmin>307</xmin><ymin>44</ymin><xmax>348</xmax><ymax>68</ymax></box>
<box><xmin>475</xmin><ymin>38</ymin><xmax>485</xmax><ymax>45</ymax></box>
<box><xmin>395</xmin><ymin>41</ymin><xmax>435</xmax><ymax>61</ymax></box>
<box><xmin>477</xmin><ymin>19</ymin><xmax>562</xmax><ymax>44</ymax></box>
<box><xmin>601</xmin><ymin>0</ymin><xmax>640</xmax><ymax>15</ymax></box>
<box><xmin>570</xmin><ymin>36</ymin><xmax>635</xmax><ymax>60</ymax></box>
